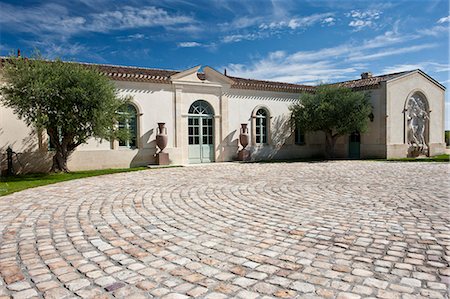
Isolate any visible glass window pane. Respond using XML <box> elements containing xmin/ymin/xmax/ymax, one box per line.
<box><xmin>189</xmin><ymin>100</ymin><xmax>213</xmax><ymax>115</ymax></box>
<box><xmin>118</xmin><ymin>104</ymin><xmax>138</xmax><ymax>148</ymax></box>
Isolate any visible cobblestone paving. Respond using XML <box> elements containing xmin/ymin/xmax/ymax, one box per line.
<box><xmin>0</xmin><ymin>161</ymin><xmax>449</xmax><ymax>299</ymax></box>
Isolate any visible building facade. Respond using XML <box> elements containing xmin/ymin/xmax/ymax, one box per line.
<box><xmin>0</xmin><ymin>62</ymin><xmax>446</xmax><ymax>173</ymax></box>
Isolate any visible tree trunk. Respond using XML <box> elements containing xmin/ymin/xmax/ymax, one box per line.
<box><xmin>51</xmin><ymin>149</ymin><xmax>70</xmax><ymax>173</ymax></box>
<box><xmin>325</xmin><ymin>131</ymin><xmax>338</xmax><ymax>159</ymax></box>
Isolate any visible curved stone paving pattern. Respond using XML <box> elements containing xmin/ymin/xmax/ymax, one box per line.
<box><xmin>0</xmin><ymin>161</ymin><xmax>449</xmax><ymax>299</ymax></box>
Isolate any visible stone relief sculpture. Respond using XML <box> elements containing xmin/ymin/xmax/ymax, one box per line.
<box><xmin>406</xmin><ymin>94</ymin><xmax>429</xmax><ymax>157</ymax></box>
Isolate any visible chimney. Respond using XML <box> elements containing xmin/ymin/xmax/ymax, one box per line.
<box><xmin>224</xmin><ymin>68</ymin><xmax>227</xmax><ymax>76</ymax></box>
<box><xmin>361</xmin><ymin>72</ymin><xmax>372</xmax><ymax>79</ymax></box>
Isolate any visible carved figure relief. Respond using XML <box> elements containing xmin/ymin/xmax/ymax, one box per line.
<box><xmin>406</xmin><ymin>94</ymin><xmax>429</xmax><ymax>156</ymax></box>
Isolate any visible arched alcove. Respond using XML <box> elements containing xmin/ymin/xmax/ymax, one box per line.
<box><xmin>404</xmin><ymin>91</ymin><xmax>429</xmax><ymax>157</ymax></box>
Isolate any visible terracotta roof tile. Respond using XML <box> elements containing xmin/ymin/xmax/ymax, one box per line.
<box><xmin>227</xmin><ymin>76</ymin><xmax>315</xmax><ymax>93</ymax></box>
<box><xmin>1</xmin><ymin>57</ymin><xmax>419</xmax><ymax>93</ymax></box>
<box><xmin>332</xmin><ymin>70</ymin><xmax>415</xmax><ymax>90</ymax></box>
<box><xmin>91</xmin><ymin>63</ymin><xmax>315</xmax><ymax>93</ymax></box>
<box><xmin>83</xmin><ymin>63</ymin><xmax>178</xmax><ymax>84</ymax></box>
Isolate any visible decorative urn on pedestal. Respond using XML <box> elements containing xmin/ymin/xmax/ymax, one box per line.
<box><xmin>155</xmin><ymin>122</ymin><xmax>170</xmax><ymax>165</ymax></box>
<box><xmin>238</xmin><ymin>123</ymin><xmax>250</xmax><ymax>161</ymax></box>
<box><xmin>239</xmin><ymin>123</ymin><xmax>249</xmax><ymax>149</ymax></box>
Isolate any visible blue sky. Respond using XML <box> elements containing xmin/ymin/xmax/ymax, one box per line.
<box><xmin>1</xmin><ymin>0</ymin><xmax>449</xmax><ymax>127</ymax></box>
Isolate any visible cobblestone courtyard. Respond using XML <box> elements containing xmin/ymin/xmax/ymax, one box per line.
<box><xmin>0</xmin><ymin>161</ymin><xmax>449</xmax><ymax>299</ymax></box>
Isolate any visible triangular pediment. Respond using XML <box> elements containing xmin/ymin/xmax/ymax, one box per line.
<box><xmin>386</xmin><ymin>69</ymin><xmax>446</xmax><ymax>91</ymax></box>
<box><xmin>170</xmin><ymin>65</ymin><xmax>202</xmax><ymax>82</ymax></box>
<box><xmin>203</xmin><ymin>66</ymin><xmax>234</xmax><ymax>85</ymax></box>
<box><xmin>170</xmin><ymin>65</ymin><xmax>233</xmax><ymax>87</ymax></box>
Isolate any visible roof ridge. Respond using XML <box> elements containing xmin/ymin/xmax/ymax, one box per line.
<box><xmin>332</xmin><ymin>70</ymin><xmax>416</xmax><ymax>85</ymax></box>
<box><xmin>227</xmin><ymin>75</ymin><xmax>314</xmax><ymax>88</ymax></box>
<box><xmin>1</xmin><ymin>57</ymin><xmax>428</xmax><ymax>91</ymax></box>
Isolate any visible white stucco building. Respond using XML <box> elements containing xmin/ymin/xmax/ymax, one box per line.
<box><xmin>0</xmin><ymin>61</ymin><xmax>446</xmax><ymax>173</ymax></box>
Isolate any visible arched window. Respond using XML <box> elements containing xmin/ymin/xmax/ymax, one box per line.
<box><xmin>188</xmin><ymin>100</ymin><xmax>214</xmax><ymax>115</ymax></box>
<box><xmin>118</xmin><ymin>104</ymin><xmax>138</xmax><ymax>148</ymax></box>
<box><xmin>255</xmin><ymin>108</ymin><xmax>268</xmax><ymax>144</ymax></box>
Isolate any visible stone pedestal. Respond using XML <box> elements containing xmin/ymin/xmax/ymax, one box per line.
<box><xmin>156</xmin><ymin>152</ymin><xmax>170</xmax><ymax>165</ymax></box>
<box><xmin>238</xmin><ymin>149</ymin><xmax>250</xmax><ymax>161</ymax></box>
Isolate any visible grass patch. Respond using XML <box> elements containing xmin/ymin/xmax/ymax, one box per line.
<box><xmin>386</xmin><ymin>154</ymin><xmax>449</xmax><ymax>162</ymax></box>
<box><xmin>0</xmin><ymin>167</ymin><xmax>156</xmax><ymax>196</ymax></box>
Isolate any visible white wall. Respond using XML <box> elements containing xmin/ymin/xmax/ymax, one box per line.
<box><xmin>227</xmin><ymin>89</ymin><xmax>324</xmax><ymax>160</ymax></box>
<box><xmin>333</xmin><ymin>86</ymin><xmax>387</xmax><ymax>159</ymax></box>
<box><xmin>1</xmin><ymin>70</ymin><xmax>446</xmax><ymax>173</ymax></box>
<box><xmin>386</xmin><ymin>72</ymin><xmax>446</xmax><ymax>158</ymax></box>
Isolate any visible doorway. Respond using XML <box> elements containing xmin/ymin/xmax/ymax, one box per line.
<box><xmin>349</xmin><ymin>132</ymin><xmax>361</xmax><ymax>159</ymax></box>
<box><xmin>188</xmin><ymin>100</ymin><xmax>215</xmax><ymax>163</ymax></box>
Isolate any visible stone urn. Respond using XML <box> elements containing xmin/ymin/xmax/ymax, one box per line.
<box><xmin>156</xmin><ymin>122</ymin><xmax>168</xmax><ymax>152</ymax></box>
<box><xmin>239</xmin><ymin>123</ymin><xmax>249</xmax><ymax>149</ymax></box>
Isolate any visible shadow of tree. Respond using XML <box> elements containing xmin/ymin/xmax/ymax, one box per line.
<box><xmin>217</xmin><ymin>130</ymin><xmax>238</xmax><ymax>161</ymax></box>
<box><xmin>250</xmin><ymin>114</ymin><xmax>291</xmax><ymax>160</ymax></box>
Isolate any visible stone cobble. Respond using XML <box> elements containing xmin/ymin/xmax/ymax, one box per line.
<box><xmin>0</xmin><ymin>161</ymin><xmax>449</xmax><ymax>298</ymax></box>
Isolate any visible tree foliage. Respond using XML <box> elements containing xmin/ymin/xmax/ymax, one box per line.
<box><xmin>290</xmin><ymin>85</ymin><xmax>372</xmax><ymax>158</ymax></box>
<box><xmin>0</xmin><ymin>56</ymin><xmax>128</xmax><ymax>172</ymax></box>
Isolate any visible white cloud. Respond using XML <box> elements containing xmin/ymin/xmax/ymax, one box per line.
<box><xmin>31</xmin><ymin>41</ymin><xmax>88</xmax><ymax>59</ymax></box>
<box><xmin>222</xmin><ymin>33</ymin><xmax>258</xmax><ymax>43</ymax></box>
<box><xmin>259</xmin><ymin>13</ymin><xmax>335</xmax><ymax>30</ymax></box>
<box><xmin>288</xmin><ymin>45</ymin><xmax>350</xmax><ymax>62</ymax></box>
<box><xmin>0</xmin><ymin>3</ymin><xmax>195</xmax><ymax>38</ymax></box>
<box><xmin>382</xmin><ymin>62</ymin><xmax>450</xmax><ymax>74</ymax></box>
<box><xmin>437</xmin><ymin>16</ymin><xmax>450</xmax><ymax>24</ymax></box>
<box><xmin>225</xmin><ymin>52</ymin><xmax>358</xmax><ymax>85</ymax></box>
<box><xmin>128</xmin><ymin>33</ymin><xmax>145</xmax><ymax>39</ymax></box>
<box><xmin>322</xmin><ymin>17</ymin><xmax>335</xmax><ymax>25</ymax></box>
<box><xmin>117</xmin><ymin>33</ymin><xmax>147</xmax><ymax>42</ymax></box>
<box><xmin>349</xmin><ymin>20</ymin><xmax>373</xmax><ymax>29</ymax></box>
<box><xmin>348</xmin><ymin>44</ymin><xmax>438</xmax><ymax>62</ymax></box>
<box><xmin>418</xmin><ymin>25</ymin><xmax>448</xmax><ymax>37</ymax></box>
<box><xmin>363</xmin><ymin>26</ymin><xmax>419</xmax><ymax>49</ymax></box>
<box><xmin>223</xmin><ymin>24</ymin><xmax>440</xmax><ymax>85</ymax></box>
<box><xmin>382</xmin><ymin>64</ymin><xmax>425</xmax><ymax>74</ymax></box>
<box><xmin>219</xmin><ymin>17</ymin><xmax>263</xmax><ymax>31</ymax></box>
<box><xmin>347</xmin><ymin>9</ymin><xmax>381</xmax><ymax>31</ymax></box>
<box><xmin>177</xmin><ymin>42</ymin><xmax>202</xmax><ymax>48</ymax></box>
<box><xmin>348</xmin><ymin>10</ymin><xmax>381</xmax><ymax>20</ymax></box>
<box><xmin>221</xmin><ymin>12</ymin><xmax>335</xmax><ymax>44</ymax></box>
<box><xmin>85</xmin><ymin>6</ymin><xmax>194</xmax><ymax>32</ymax></box>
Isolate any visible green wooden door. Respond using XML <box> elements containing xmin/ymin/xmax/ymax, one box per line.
<box><xmin>188</xmin><ymin>116</ymin><xmax>214</xmax><ymax>163</ymax></box>
<box><xmin>349</xmin><ymin>132</ymin><xmax>361</xmax><ymax>159</ymax></box>
<box><xmin>188</xmin><ymin>100</ymin><xmax>214</xmax><ymax>164</ymax></box>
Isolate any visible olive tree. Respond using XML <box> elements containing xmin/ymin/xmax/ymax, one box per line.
<box><xmin>1</xmin><ymin>56</ymin><xmax>128</xmax><ymax>172</ymax></box>
<box><xmin>290</xmin><ymin>85</ymin><xmax>372</xmax><ymax>158</ymax></box>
